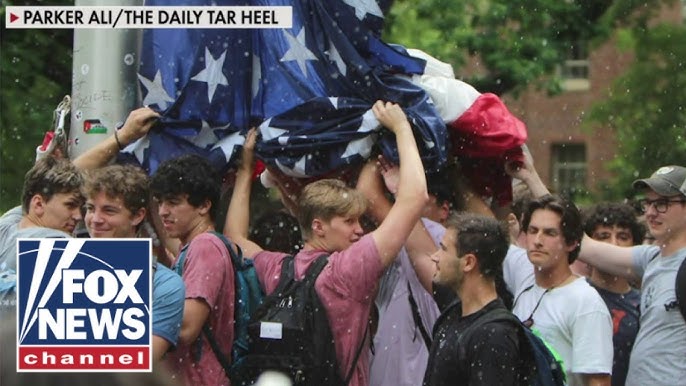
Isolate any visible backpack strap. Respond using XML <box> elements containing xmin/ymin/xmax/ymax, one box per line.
<box><xmin>344</xmin><ymin>322</ymin><xmax>368</xmax><ymax>385</ymax></box>
<box><xmin>194</xmin><ymin>231</ymin><xmax>245</xmax><ymax>380</ymax></box>
<box><xmin>676</xmin><ymin>257</ymin><xmax>686</xmax><ymax>322</ymax></box>
<box><xmin>407</xmin><ymin>281</ymin><xmax>432</xmax><ymax>351</ymax></box>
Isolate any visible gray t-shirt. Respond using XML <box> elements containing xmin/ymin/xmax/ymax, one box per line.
<box><xmin>0</xmin><ymin>207</ymin><xmax>69</xmax><ymax>316</ymax></box>
<box><xmin>627</xmin><ymin>245</ymin><xmax>686</xmax><ymax>386</ymax></box>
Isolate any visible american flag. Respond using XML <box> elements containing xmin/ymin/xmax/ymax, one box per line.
<box><xmin>124</xmin><ymin>0</ymin><xmax>526</xmax><ymax>203</ymax></box>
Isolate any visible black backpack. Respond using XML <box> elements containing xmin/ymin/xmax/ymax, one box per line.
<box><xmin>459</xmin><ymin>308</ymin><xmax>566</xmax><ymax>386</ymax></box>
<box><xmin>230</xmin><ymin>254</ymin><xmax>364</xmax><ymax>386</ymax></box>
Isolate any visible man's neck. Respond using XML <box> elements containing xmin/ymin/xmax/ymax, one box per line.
<box><xmin>458</xmin><ymin>279</ymin><xmax>498</xmax><ymax>317</ymax></box>
<box><xmin>18</xmin><ymin>214</ymin><xmax>41</xmax><ymax>230</ymax></box>
<box><xmin>656</xmin><ymin>232</ymin><xmax>686</xmax><ymax>257</ymax></box>
<box><xmin>534</xmin><ymin>263</ymin><xmax>575</xmax><ymax>289</ymax></box>
<box><xmin>589</xmin><ymin>270</ymin><xmax>632</xmax><ymax>294</ymax></box>
<box><xmin>180</xmin><ymin>219</ymin><xmax>214</xmax><ymax>246</ymax></box>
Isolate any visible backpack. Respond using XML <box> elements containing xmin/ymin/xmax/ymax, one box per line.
<box><xmin>230</xmin><ymin>254</ymin><xmax>365</xmax><ymax>386</ymax></box>
<box><xmin>174</xmin><ymin>231</ymin><xmax>264</xmax><ymax>379</ymax></box>
<box><xmin>458</xmin><ymin>307</ymin><xmax>566</xmax><ymax>386</ymax></box>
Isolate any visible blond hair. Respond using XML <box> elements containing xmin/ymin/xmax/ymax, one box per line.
<box><xmin>297</xmin><ymin>179</ymin><xmax>367</xmax><ymax>240</ymax></box>
<box><xmin>22</xmin><ymin>156</ymin><xmax>84</xmax><ymax>213</ymax></box>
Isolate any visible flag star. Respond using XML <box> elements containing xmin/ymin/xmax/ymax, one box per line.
<box><xmin>341</xmin><ymin>135</ymin><xmax>376</xmax><ymax>159</ymax></box>
<box><xmin>342</xmin><ymin>109</ymin><xmax>380</xmax><ymax>159</ymax></box>
<box><xmin>259</xmin><ymin>118</ymin><xmax>288</xmax><ymax>141</ymax></box>
<box><xmin>192</xmin><ymin>121</ymin><xmax>219</xmax><ymax>148</ymax></box>
<box><xmin>276</xmin><ymin>156</ymin><xmax>309</xmax><ymax>178</ymax></box>
<box><xmin>328</xmin><ymin>97</ymin><xmax>339</xmax><ymax>109</ymax></box>
<box><xmin>424</xmin><ymin>139</ymin><xmax>435</xmax><ymax>149</ymax></box>
<box><xmin>124</xmin><ymin>136</ymin><xmax>151</xmax><ymax>164</ymax></box>
<box><xmin>137</xmin><ymin>70</ymin><xmax>175</xmax><ymax>109</ymax></box>
<box><xmin>326</xmin><ymin>40</ymin><xmax>347</xmax><ymax>76</ymax></box>
<box><xmin>342</xmin><ymin>0</ymin><xmax>384</xmax><ymax>20</ymax></box>
<box><xmin>280</xmin><ymin>28</ymin><xmax>318</xmax><ymax>77</ymax></box>
<box><xmin>191</xmin><ymin>47</ymin><xmax>229</xmax><ymax>103</ymax></box>
<box><xmin>212</xmin><ymin>130</ymin><xmax>245</xmax><ymax>161</ymax></box>
<box><xmin>252</xmin><ymin>54</ymin><xmax>262</xmax><ymax>99</ymax></box>
<box><xmin>359</xmin><ymin>109</ymin><xmax>380</xmax><ymax>133</ymax></box>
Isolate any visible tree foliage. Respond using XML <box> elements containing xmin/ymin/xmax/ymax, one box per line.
<box><xmin>383</xmin><ymin>0</ymin><xmax>671</xmax><ymax>96</ymax></box>
<box><xmin>0</xmin><ymin>1</ymin><xmax>73</xmax><ymax>213</ymax></box>
<box><xmin>586</xmin><ymin>23</ymin><xmax>686</xmax><ymax>199</ymax></box>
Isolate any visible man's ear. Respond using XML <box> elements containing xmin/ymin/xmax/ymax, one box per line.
<box><xmin>30</xmin><ymin>194</ymin><xmax>46</xmax><ymax>216</ymax></box>
<box><xmin>566</xmin><ymin>240</ymin><xmax>580</xmax><ymax>253</ymax></box>
<box><xmin>438</xmin><ymin>201</ymin><xmax>450</xmax><ymax>223</ymax></box>
<box><xmin>198</xmin><ymin>199</ymin><xmax>211</xmax><ymax>216</ymax></box>
<box><xmin>131</xmin><ymin>207</ymin><xmax>147</xmax><ymax>227</ymax></box>
<box><xmin>463</xmin><ymin>253</ymin><xmax>478</xmax><ymax>273</ymax></box>
<box><xmin>311</xmin><ymin>218</ymin><xmax>325</xmax><ymax>237</ymax></box>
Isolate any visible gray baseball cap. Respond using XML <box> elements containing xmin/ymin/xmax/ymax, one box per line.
<box><xmin>633</xmin><ymin>165</ymin><xmax>686</xmax><ymax>197</ymax></box>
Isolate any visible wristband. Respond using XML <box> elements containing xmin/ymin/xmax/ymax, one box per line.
<box><xmin>114</xmin><ymin>130</ymin><xmax>124</xmax><ymax>150</ymax></box>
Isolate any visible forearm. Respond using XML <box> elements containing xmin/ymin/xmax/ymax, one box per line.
<box><xmin>578</xmin><ymin>235</ymin><xmax>638</xmax><ymax>281</ymax></box>
<box><xmin>225</xmin><ymin>165</ymin><xmax>253</xmax><ymax>241</ymax></box>
<box><xmin>405</xmin><ymin>222</ymin><xmax>438</xmax><ymax>292</ymax></box>
<box><xmin>394</xmin><ymin>127</ymin><xmax>428</xmax><ymax>206</ymax></box>
<box><xmin>72</xmin><ymin>133</ymin><xmax>121</xmax><ymax>170</ymax></box>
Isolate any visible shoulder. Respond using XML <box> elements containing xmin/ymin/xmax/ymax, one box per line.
<box><xmin>154</xmin><ymin>264</ymin><xmax>185</xmax><ymax>290</ymax></box>
<box><xmin>18</xmin><ymin>227</ymin><xmax>70</xmax><ymax>238</ymax></box>
<box><xmin>187</xmin><ymin>232</ymin><xmax>228</xmax><ymax>254</ymax></box>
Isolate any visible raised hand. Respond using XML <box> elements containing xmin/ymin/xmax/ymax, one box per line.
<box><xmin>377</xmin><ymin>155</ymin><xmax>400</xmax><ymax>195</ymax></box>
<box><xmin>372</xmin><ymin>100</ymin><xmax>411</xmax><ymax>135</ymax></box>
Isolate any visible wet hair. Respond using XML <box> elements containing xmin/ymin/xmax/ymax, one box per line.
<box><xmin>150</xmin><ymin>154</ymin><xmax>221</xmax><ymax>221</ymax></box>
<box><xmin>445</xmin><ymin>212</ymin><xmax>509</xmax><ymax>280</ymax></box>
<box><xmin>521</xmin><ymin>195</ymin><xmax>583</xmax><ymax>264</ymax></box>
<box><xmin>84</xmin><ymin>164</ymin><xmax>150</xmax><ymax>215</ymax></box>
<box><xmin>426</xmin><ymin>169</ymin><xmax>457</xmax><ymax>210</ymax></box>
<box><xmin>296</xmin><ymin>179</ymin><xmax>366</xmax><ymax>241</ymax></box>
<box><xmin>22</xmin><ymin>156</ymin><xmax>84</xmax><ymax>213</ymax></box>
<box><xmin>583</xmin><ymin>202</ymin><xmax>644</xmax><ymax>245</ymax></box>
<box><xmin>250</xmin><ymin>210</ymin><xmax>303</xmax><ymax>255</ymax></box>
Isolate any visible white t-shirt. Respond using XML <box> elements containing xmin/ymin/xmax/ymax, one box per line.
<box><xmin>506</xmin><ymin>246</ymin><xmax>613</xmax><ymax>386</ymax></box>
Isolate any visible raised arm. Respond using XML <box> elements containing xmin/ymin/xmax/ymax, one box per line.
<box><xmin>73</xmin><ymin>107</ymin><xmax>159</xmax><ymax>170</ymax></box>
<box><xmin>357</xmin><ymin>156</ymin><xmax>438</xmax><ymax>291</ymax></box>
<box><xmin>368</xmin><ymin>101</ymin><xmax>429</xmax><ymax>267</ymax></box>
<box><xmin>504</xmin><ymin>144</ymin><xmax>550</xmax><ymax>199</ymax></box>
<box><xmin>577</xmin><ymin>235</ymin><xmax>639</xmax><ymax>281</ymax></box>
<box><xmin>224</xmin><ymin>128</ymin><xmax>264</xmax><ymax>258</ymax></box>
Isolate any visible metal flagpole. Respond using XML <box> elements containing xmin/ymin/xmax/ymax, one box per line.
<box><xmin>68</xmin><ymin>0</ymin><xmax>144</xmax><ymax>159</ymax></box>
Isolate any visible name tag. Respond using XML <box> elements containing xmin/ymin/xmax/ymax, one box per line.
<box><xmin>260</xmin><ymin>321</ymin><xmax>283</xmax><ymax>339</ymax></box>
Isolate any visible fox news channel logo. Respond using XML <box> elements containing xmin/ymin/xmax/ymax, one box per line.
<box><xmin>16</xmin><ymin>238</ymin><xmax>152</xmax><ymax>372</ymax></box>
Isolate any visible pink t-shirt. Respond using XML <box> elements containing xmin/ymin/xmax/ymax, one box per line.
<box><xmin>166</xmin><ymin>233</ymin><xmax>235</xmax><ymax>386</ymax></box>
<box><xmin>254</xmin><ymin>234</ymin><xmax>383</xmax><ymax>386</ymax></box>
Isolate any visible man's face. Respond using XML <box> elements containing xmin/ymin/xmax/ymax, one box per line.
<box><xmin>319</xmin><ymin>214</ymin><xmax>363</xmax><ymax>251</ymax></box>
<box><xmin>642</xmin><ymin>191</ymin><xmax>686</xmax><ymax>244</ymax></box>
<box><xmin>85</xmin><ymin>192</ymin><xmax>143</xmax><ymax>239</ymax></box>
<box><xmin>525</xmin><ymin>209</ymin><xmax>575</xmax><ymax>270</ymax></box>
<box><xmin>431</xmin><ymin>228</ymin><xmax>464</xmax><ymax>289</ymax></box>
<box><xmin>40</xmin><ymin>192</ymin><xmax>83</xmax><ymax>234</ymax></box>
<box><xmin>591</xmin><ymin>225</ymin><xmax>634</xmax><ymax>247</ymax></box>
<box><xmin>157</xmin><ymin>194</ymin><xmax>205</xmax><ymax>243</ymax></box>
<box><xmin>421</xmin><ymin>195</ymin><xmax>449</xmax><ymax>224</ymax></box>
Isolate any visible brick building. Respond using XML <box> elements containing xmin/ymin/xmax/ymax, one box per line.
<box><xmin>502</xmin><ymin>3</ymin><xmax>684</xmax><ymax>198</ymax></box>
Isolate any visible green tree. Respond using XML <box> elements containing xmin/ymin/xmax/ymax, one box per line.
<box><xmin>586</xmin><ymin>23</ymin><xmax>686</xmax><ymax>199</ymax></box>
<box><xmin>384</xmin><ymin>0</ymin><xmax>670</xmax><ymax>96</ymax></box>
<box><xmin>0</xmin><ymin>2</ymin><xmax>74</xmax><ymax>213</ymax></box>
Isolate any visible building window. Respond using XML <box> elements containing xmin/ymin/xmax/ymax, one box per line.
<box><xmin>551</xmin><ymin>143</ymin><xmax>587</xmax><ymax>197</ymax></box>
<box><xmin>559</xmin><ymin>41</ymin><xmax>590</xmax><ymax>91</ymax></box>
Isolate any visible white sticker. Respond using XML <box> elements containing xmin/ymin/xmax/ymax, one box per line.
<box><xmin>260</xmin><ymin>321</ymin><xmax>282</xmax><ymax>339</ymax></box>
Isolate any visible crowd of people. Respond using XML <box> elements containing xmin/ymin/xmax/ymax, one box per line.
<box><xmin>0</xmin><ymin>101</ymin><xmax>684</xmax><ymax>386</ymax></box>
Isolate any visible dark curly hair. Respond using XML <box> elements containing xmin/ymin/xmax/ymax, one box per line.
<box><xmin>521</xmin><ymin>195</ymin><xmax>583</xmax><ymax>264</ymax></box>
<box><xmin>583</xmin><ymin>202</ymin><xmax>644</xmax><ymax>245</ymax></box>
<box><xmin>150</xmin><ymin>154</ymin><xmax>221</xmax><ymax>221</ymax></box>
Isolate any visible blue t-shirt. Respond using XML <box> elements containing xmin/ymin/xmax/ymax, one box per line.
<box><xmin>152</xmin><ymin>263</ymin><xmax>185</xmax><ymax>346</ymax></box>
